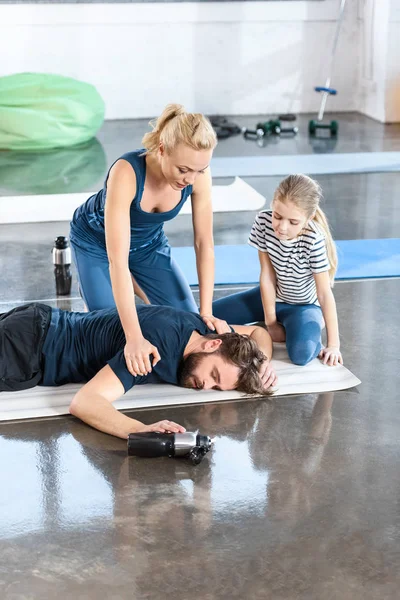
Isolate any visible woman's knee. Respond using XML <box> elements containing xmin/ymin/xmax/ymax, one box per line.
<box><xmin>213</xmin><ymin>286</ymin><xmax>263</xmax><ymax>324</ymax></box>
<box><xmin>176</xmin><ymin>295</ymin><xmax>198</xmax><ymax>313</ymax></box>
<box><xmin>71</xmin><ymin>242</ymin><xmax>114</xmax><ymax>308</ymax></box>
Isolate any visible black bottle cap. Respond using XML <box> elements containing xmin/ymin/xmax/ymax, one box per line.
<box><xmin>54</xmin><ymin>236</ymin><xmax>69</xmax><ymax>249</ymax></box>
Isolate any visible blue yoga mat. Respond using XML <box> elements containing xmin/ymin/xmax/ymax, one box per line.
<box><xmin>173</xmin><ymin>239</ymin><xmax>400</xmax><ymax>285</ymax></box>
<box><xmin>211</xmin><ymin>152</ymin><xmax>400</xmax><ymax>177</ymax></box>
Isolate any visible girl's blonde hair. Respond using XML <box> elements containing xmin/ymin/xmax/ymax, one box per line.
<box><xmin>273</xmin><ymin>174</ymin><xmax>338</xmax><ymax>283</ymax></box>
<box><xmin>142</xmin><ymin>103</ymin><xmax>217</xmax><ymax>155</ymax></box>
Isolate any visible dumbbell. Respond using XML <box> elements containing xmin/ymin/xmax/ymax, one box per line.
<box><xmin>242</xmin><ymin>126</ymin><xmax>265</xmax><ymax>140</ymax></box>
<box><xmin>309</xmin><ymin>119</ymin><xmax>338</xmax><ymax>137</ymax></box>
<box><xmin>243</xmin><ymin>120</ymin><xmax>298</xmax><ymax>140</ymax></box>
<box><xmin>242</xmin><ymin>120</ymin><xmax>279</xmax><ymax>140</ymax></box>
<box><xmin>257</xmin><ymin>120</ymin><xmax>298</xmax><ymax>136</ymax></box>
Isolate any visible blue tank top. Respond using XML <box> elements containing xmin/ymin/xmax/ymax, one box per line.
<box><xmin>71</xmin><ymin>150</ymin><xmax>193</xmax><ymax>251</ymax></box>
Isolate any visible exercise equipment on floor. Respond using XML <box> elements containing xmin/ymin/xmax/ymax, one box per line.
<box><xmin>243</xmin><ymin>118</ymin><xmax>298</xmax><ymax>141</ymax></box>
<box><xmin>127</xmin><ymin>432</ymin><xmax>213</xmax><ymax>465</ymax></box>
<box><xmin>309</xmin><ymin>0</ymin><xmax>347</xmax><ymax>138</ymax></box>
<box><xmin>278</xmin><ymin>113</ymin><xmax>297</xmax><ymax>122</ymax></box>
<box><xmin>208</xmin><ymin>115</ymin><xmax>241</xmax><ymax>139</ymax></box>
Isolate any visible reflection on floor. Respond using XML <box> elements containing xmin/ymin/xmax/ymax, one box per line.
<box><xmin>0</xmin><ymin>112</ymin><xmax>399</xmax><ymax>599</ymax></box>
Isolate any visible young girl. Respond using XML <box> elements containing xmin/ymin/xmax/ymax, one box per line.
<box><xmin>213</xmin><ymin>174</ymin><xmax>343</xmax><ymax>367</ymax></box>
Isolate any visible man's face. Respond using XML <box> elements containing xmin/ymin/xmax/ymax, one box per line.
<box><xmin>179</xmin><ymin>352</ymin><xmax>240</xmax><ymax>391</ymax></box>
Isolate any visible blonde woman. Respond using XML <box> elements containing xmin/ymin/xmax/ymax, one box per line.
<box><xmin>70</xmin><ymin>104</ymin><xmax>226</xmax><ymax>377</ymax></box>
<box><xmin>213</xmin><ymin>174</ymin><xmax>342</xmax><ymax>367</ymax></box>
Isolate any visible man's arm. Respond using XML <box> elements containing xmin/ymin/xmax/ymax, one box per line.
<box><xmin>69</xmin><ymin>365</ymin><xmax>185</xmax><ymax>439</ymax></box>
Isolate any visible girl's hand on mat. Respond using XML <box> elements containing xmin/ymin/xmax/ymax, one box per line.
<box><xmin>267</xmin><ymin>322</ymin><xmax>286</xmax><ymax>343</ymax></box>
<box><xmin>141</xmin><ymin>420</ymin><xmax>186</xmax><ymax>434</ymax></box>
<box><xmin>201</xmin><ymin>315</ymin><xmax>231</xmax><ymax>334</ymax></box>
<box><xmin>319</xmin><ymin>346</ymin><xmax>343</xmax><ymax>366</ymax></box>
<box><xmin>124</xmin><ymin>337</ymin><xmax>161</xmax><ymax>377</ymax></box>
<box><xmin>259</xmin><ymin>359</ymin><xmax>278</xmax><ymax>389</ymax></box>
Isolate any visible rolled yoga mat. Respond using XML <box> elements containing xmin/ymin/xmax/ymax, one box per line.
<box><xmin>0</xmin><ymin>343</ymin><xmax>360</xmax><ymax>422</ymax></box>
<box><xmin>172</xmin><ymin>239</ymin><xmax>400</xmax><ymax>285</ymax></box>
<box><xmin>0</xmin><ymin>177</ymin><xmax>265</xmax><ymax>224</ymax></box>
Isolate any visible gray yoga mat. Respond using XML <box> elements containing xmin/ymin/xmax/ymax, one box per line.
<box><xmin>211</xmin><ymin>152</ymin><xmax>400</xmax><ymax>177</ymax></box>
<box><xmin>0</xmin><ymin>344</ymin><xmax>360</xmax><ymax>422</ymax></box>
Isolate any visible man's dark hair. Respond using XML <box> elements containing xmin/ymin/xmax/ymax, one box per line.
<box><xmin>205</xmin><ymin>331</ymin><xmax>268</xmax><ymax>395</ymax></box>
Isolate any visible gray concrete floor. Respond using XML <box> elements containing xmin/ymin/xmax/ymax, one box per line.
<box><xmin>0</xmin><ymin>112</ymin><xmax>400</xmax><ymax>599</ymax></box>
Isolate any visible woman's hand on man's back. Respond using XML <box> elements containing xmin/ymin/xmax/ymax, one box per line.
<box><xmin>124</xmin><ymin>337</ymin><xmax>161</xmax><ymax>377</ymax></box>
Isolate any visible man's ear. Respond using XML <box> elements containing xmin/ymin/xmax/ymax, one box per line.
<box><xmin>201</xmin><ymin>338</ymin><xmax>222</xmax><ymax>353</ymax></box>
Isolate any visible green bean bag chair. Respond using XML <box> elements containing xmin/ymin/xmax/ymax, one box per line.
<box><xmin>0</xmin><ymin>73</ymin><xmax>105</xmax><ymax>150</ymax></box>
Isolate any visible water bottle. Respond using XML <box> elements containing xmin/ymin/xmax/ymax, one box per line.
<box><xmin>127</xmin><ymin>432</ymin><xmax>213</xmax><ymax>465</ymax></box>
<box><xmin>52</xmin><ymin>236</ymin><xmax>72</xmax><ymax>296</ymax></box>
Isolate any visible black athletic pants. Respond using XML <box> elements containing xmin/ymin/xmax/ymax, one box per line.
<box><xmin>0</xmin><ymin>303</ymin><xmax>51</xmax><ymax>392</ymax></box>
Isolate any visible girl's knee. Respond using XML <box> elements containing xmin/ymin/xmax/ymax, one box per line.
<box><xmin>288</xmin><ymin>340</ymin><xmax>320</xmax><ymax>366</ymax></box>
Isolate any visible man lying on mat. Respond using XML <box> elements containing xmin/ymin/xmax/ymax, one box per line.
<box><xmin>0</xmin><ymin>303</ymin><xmax>277</xmax><ymax>439</ymax></box>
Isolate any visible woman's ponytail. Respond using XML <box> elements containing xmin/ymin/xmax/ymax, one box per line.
<box><xmin>142</xmin><ymin>103</ymin><xmax>217</xmax><ymax>154</ymax></box>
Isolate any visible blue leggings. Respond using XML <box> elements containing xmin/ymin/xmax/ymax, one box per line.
<box><xmin>212</xmin><ymin>286</ymin><xmax>324</xmax><ymax>366</ymax></box>
<box><xmin>71</xmin><ymin>239</ymin><xmax>198</xmax><ymax>313</ymax></box>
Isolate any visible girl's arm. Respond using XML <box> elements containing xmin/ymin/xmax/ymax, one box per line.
<box><xmin>232</xmin><ymin>324</ymin><xmax>277</xmax><ymax>389</ymax></box>
<box><xmin>232</xmin><ymin>324</ymin><xmax>273</xmax><ymax>361</ymax></box>
<box><xmin>314</xmin><ymin>270</ymin><xmax>343</xmax><ymax>366</ymax></box>
<box><xmin>105</xmin><ymin>160</ymin><xmax>161</xmax><ymax>376</ymax></box>
<box><xmin>259</xmin><ymin>251</ymin><xmax>285</xmax><ymax>342</ymax></box>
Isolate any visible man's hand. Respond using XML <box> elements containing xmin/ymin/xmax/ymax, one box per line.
<box><xmin>259</xmin><ymin>358</ymin><xmax>278</xmax><ymax>390</ymax></box>
<box><xmin>201</xmin><ymin>314</ymin><xmax>231</xmax><ymax>334</ymax></box>
<box><xmin>267</xmin><ymin>322</ymin><xmax>286</xmax><ymax>343</ymax></box>
<box><xmin>318</xmin><ymin>347</ymin><xmax>343</xmax><ymax>366</ymax></box>
<box><xmin>70</xmin><ymin>366</ymin><xmax>185</xmax><ymax>440</ymax></box>
<box><xmin>139</xmin><ymin>420</ymin><xmax>186</xmax><ymax>434</ymax></box>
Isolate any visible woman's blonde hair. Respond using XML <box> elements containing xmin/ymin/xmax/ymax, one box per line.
<box><xmin>273</xmin><ymin>174</ymin><xmax>338</xmax><ymax>283</ymax></box>
<box><xmin>142</xmin><ymin>103</ymin><xmax>217</xmax><ymax>155</ymax></box>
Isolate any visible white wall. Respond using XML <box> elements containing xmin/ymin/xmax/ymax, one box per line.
<box><xmin>385</xmin><ymin>0</ymin><xmax>400</xmax><ymax>121</ymax></box>
<box><xmin>358</xmin><ymin>0</ymin><xmax>400</xmax><ymax>123</ymax></box>
<box><xmin>0</xmin><ymin>1</ymin><xmax>360</xmax><ymax>120</ymax></box>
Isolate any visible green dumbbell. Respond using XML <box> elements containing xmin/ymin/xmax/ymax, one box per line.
<box><xmin>257</xmin><ymin>120</ymin><xmax>298</xmax><ymax>136</ymax></box>
<box><xmin>256</xmin><ymin>120</ymin><xmax>281</xmax><ymax>135</ymax></box>
<box><xmin>309</xmin><ymin>119</ymin><xmax>338</xmax><ymax>137</ymax></box>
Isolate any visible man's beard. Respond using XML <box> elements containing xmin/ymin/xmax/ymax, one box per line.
<box><xmin>178</xmin><ymin>352</ymin><xmax>206</xmax><ymax>389</ymax></box>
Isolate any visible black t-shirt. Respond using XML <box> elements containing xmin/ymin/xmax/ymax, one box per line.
<box><xmin>41</xmin><ymin>305</ymin><xmax>210</xmax><ymax>391</ymax></box>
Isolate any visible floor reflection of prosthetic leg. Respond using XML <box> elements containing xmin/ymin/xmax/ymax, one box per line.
<box><xmin>248</xmin><ymin>392</ymin><xmax>334</xmax><ymax>522</ymax></box>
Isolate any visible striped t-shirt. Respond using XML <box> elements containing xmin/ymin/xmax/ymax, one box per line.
<box><xmin>248</xmin><ymin>210</ymin><xmax>330</xmax><ymax>305</ymax></box>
